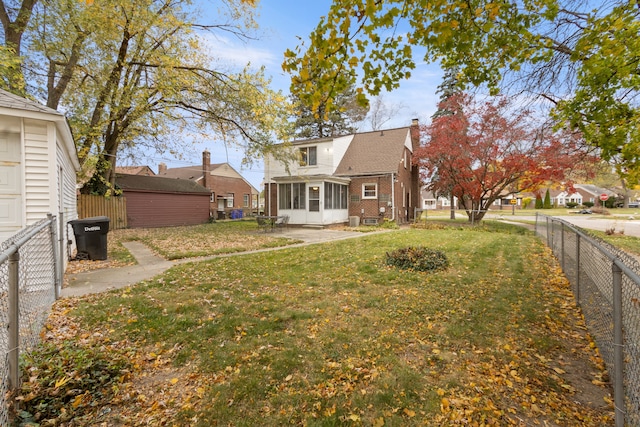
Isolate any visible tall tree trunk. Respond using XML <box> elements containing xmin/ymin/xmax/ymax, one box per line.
<box><xmin>449</xmin><ymin>194</ymin><xmax>455</xmax><ymax>220</ymax></box>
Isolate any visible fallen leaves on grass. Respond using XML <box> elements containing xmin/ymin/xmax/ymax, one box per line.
<box><xmin>17</xmin><ymin>230</ymin><xmax>616</xmax><ymax>426</ymax></box>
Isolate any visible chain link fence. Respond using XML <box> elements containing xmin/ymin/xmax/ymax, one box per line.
<box><xmin>0</xmin><ymin>216</ymin><xmax>59</xmax><ymax>426</ymax></box>
<box><xmin>536</xmin><ymin>214</ymin><xmax>640</xmax><ymax>427</ymax></box>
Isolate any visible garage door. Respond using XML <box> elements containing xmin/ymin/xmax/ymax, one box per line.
<box><xmin>0</xmin><ymin>132</ymin><xmax>22</xmax><ymax>238</ymax></box>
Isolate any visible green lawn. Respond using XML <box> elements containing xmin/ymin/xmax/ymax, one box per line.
<box><xmin>17</xmin><ymin>224</ymin><xmax>614</xmax><ymax>426</ymax></box>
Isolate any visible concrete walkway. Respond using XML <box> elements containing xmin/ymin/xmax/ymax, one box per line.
<box><xmin>61</xmin><ymin>228</ymin><xmax>380</xmax><ymax>298</ymax></box>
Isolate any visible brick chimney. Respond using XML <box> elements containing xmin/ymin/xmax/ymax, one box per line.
<box><xmin>158</xmin><ymin>162</ymin><xmax>167</xmax><ymax>175</ymax></box>
<box><xmin>202</xmin><ymin>150</ymin><xmax>211</xmax><ymax>189</ymax></box>
<box><xmin>410</xmin><ymin>118</ymin><xmax>420</xmax><ymax>151</ymax></box>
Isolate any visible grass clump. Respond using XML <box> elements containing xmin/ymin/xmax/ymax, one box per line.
<box><xmin>385</xmin><ymin>246</ymin><xmax>449</xmax><ymax>272</ymax></box>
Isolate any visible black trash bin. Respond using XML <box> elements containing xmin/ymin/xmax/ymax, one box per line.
<box><xmin>69</xmin><ymin>216</ymin><xmax>110</xmax><ymax>260</ymax></box>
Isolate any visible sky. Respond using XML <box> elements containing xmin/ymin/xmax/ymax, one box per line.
<box><xmin>142</xmin><ymin>0</ymin><xmax>444</xmax><ymax>189</ymax></box>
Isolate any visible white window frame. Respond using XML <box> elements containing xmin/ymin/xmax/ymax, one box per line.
<box><xmin>299</xmin><ymin>146</ymin><xmax>317</xmax><ymax>166</ymax></box>
<box><xmin>362</xmin><ymin>183</ymin><xmax>377</xmax><ymax>199</ymax></box>
<box><xmin>226</xmin><ymin>194</ymin><xmax>234</xmax><ymax>208</ymax></box>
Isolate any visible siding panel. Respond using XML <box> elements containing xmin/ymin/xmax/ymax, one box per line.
<box><xmin>23</xmin><ymin>121</ymin><xmax>53</xmax><ymax>222</ymax></box>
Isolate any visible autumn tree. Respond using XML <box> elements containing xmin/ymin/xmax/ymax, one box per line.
<box><xmin>0</xmin><ymin>0</ymin><xmax>37</xmax><ymax>93</ymax></box>
<box><xmin>283</xmin><ymin>0</ymin><xmax>640</xmax><ymax>181</ymax></box>
<box><xmin>2</xmin><ymin>0</ymin><xmax>291</xmax><ymax>195</ymax></box>
<box><xmin>291</xmin><ymin>72</ymin><xmax>368</xmax><ymax>138</ymax></box>
<box><xmin>415</xmin><ymin>94</ymin><xmax>596</xmax><ymax>223</ymax></box>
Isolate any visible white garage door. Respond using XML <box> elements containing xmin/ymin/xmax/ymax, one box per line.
<box><xmin>0</xmin><ymin>132</ymin><xmax>22</xmax><ymax>240</ymax></box>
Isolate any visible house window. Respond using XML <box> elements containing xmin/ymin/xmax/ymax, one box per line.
<box><xmin>210</xmin><ymin>192</ymin><xmax>215</xmax><ymax>203</ymax></box>
<box><xmin>279</xmin><ymin>183</ymin><xmax>306</xmax><ymax>209</ymax></box>
<box><xmin>243</xmin><ymin>194</ymin><xmax>250</xmax><ymax>207</ymax></box>
<box><xmin>324</xmin><ymin>182</ymin><xmax>348</xmax><ymax>209</ymax></box>
<box><xmin>363</xmin><ymin>183</ymin><xmax>377</xmax><ymax>199</ymax></box>
<box><xmin>299</xmin><ymin>146</ymin><xmax>317</xmax><ymax>166</ymax></box>
<box><xmin>226</xmin><ymin>194</ymin><xmax>234</xmax><ymax>208</ymax></box>
<box><xmin>309</xmin><ymin>186</ymin><xmax>320</xmax><ymax>212</ymax></box>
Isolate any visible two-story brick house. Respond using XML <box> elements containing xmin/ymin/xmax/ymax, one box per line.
<box><xmin>264</xmin><ymin>120</ymin><xmax>421</xmax><ymax>226</ymax></box>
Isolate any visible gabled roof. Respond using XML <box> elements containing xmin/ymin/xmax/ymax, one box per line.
<box><xmin>157</xmin><ymin>165</ymin><xmax>210</xmax><ymax>181</ymax></box>
<box><xmin>116</xmin><ymin>174</ymin><xmax>210</xmax><ymax>194</ymax></box>
<box><xmin>0</xmin><ymin>88</ymin><xmax>61</xmax><ymax>116</ymax></box>
<box><xmin>334</xmin><ymin>127</ymin><xmax>410</xmax><ymax>176</ymax></box>
<box><xmin>0</xmin><ymin>89</ymin><xmax>80</xmax><ymax>171</ymax></box>
<box><xmin>115</xmin><ymin>166</ymin><xmax>156</xmax><ymax>176</ymax></box>
<box><xmin>575</xmin><ymin>184</ymin><xmax>616</xmax><ymax>196</ymax></box>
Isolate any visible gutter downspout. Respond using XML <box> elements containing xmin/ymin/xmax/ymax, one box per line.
<box><xmin>391</xmin><ymin>173</ymin><xmax>395</xmax><ymax>221</ymax></box>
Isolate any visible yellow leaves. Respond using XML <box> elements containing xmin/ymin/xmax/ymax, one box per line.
<box><xmin>403</xmin><ymin>408</ymin><xmax>416</xmax><ymax>417</ymax></box>
<box><xmin>440</xmin><ymin>397</ymin><xmax>450</xmax><ymax>412</ymax></box>
<box><xmin>372</xmin><ymin>416</ymin><xmax>385</xmax><ymax>427</ymax></box>
<box><xmin>486</xmin><ymin>3</ymin><xmax>501</xmax><ymax>20</ymax></box>
<box><xmin>54</xmin><ymin>376</ymin><xmax>71</xmax><ymax>389</ymax></box>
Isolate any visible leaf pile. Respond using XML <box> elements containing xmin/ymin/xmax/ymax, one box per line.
<box><xmin>386</xmin><ymin>246</ymin><xmax>449</xmax><ymax>272</ymax></box>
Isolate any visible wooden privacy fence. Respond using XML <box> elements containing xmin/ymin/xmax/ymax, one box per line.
<box><xmin>77</xmin><ymin>194</ymin><xmax>127</xmax><ymax>229</ymax></box>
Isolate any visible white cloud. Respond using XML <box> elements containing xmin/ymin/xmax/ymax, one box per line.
<box><xmin>197</xmin><ymin>33</ymin><xmax>280</xmax><ymax>69</ymax></box>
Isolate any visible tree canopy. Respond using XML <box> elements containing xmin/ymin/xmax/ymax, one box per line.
<box><xmin>291</xmin><ymin>77</ymin><xmax>368</xmax><ymax>139</ymax></box>
<box><xmin>283</xmin><ymin>0</ymin><xmax>639</xmax><ymax>181</ymax></box>
<box><xmin>415</xmin><ymin>93</ymin><xmax>597</xmax><ymax>222</ymax></box>
<box><xmin>1</xmin><ymin>0</ymin><xmax>291</xmax><ymax>194</ymax></box>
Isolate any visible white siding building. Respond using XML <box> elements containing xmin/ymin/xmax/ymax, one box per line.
<box><xmin>0</xmin><ymin>89</ymin><xmax>80</xmax><ymax>265</ymax></box>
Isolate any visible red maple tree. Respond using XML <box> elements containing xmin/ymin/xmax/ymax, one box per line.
<box><xmin>414</xmin><ymin>94</ymin><xmax>597</xmax><ymax>222</ymax></box>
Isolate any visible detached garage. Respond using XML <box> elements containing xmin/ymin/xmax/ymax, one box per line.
<box><xmin>116</xmin><ymin>174</ymin><xmax>211</xmax><ymax>228</ymax></box>
<box><xmin>0</xmin><ymin>89</ymin><xmax>80</xmax><ymax>267</ymax></box>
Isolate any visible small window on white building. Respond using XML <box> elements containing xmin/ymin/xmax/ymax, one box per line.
<box><xmin>299</xmin><ymin>146</ymin><xmax>317</xmax><ymax>166</ymax></box>
<box><xmin>363</xmin><ymin>183</ymin><xmax>377</xmax><ymax>199</ymax></box>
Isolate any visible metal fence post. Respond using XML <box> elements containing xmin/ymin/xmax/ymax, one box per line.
<box><xmin>59</xmin><ymin>211</ymin><xmax>65</xmax><ymax>299</ymax></box>
<box><xmin>612</xmin><ymin>262</ymin><xmax>625</xmax><ymax>427</ymax></box>
<box><xmin>8</xmin><ymin>249</ymin><xmax>20</xmax><ymax>390</ymax></box>
<box><xmin>546</xmin><ymin>216</ymin><xmax>551</xmax><ymax>247</ymax></box>
<box><xmin>575</xmin><ymin>234</ymin><xmax>581</xmax><ymax>304</ymax></box>
<box><xmin>48</xmin><ymin>213</ymin><xmax>60</xmax><ymax>300</ymax></box>
<box><xmin>560</xmin><ymin>222</ymin><xmax>565</xmax><ymax>271</ymax></box>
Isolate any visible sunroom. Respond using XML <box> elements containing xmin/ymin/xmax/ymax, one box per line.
<box><xmin>272</xmin><ymin>175</ymin><xmax>350</xmax><ymax>226</ymax></box>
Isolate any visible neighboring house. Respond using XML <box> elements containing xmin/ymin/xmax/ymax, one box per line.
<box><xmin>157</xmin><ymin>151</ymin><xmax>259</xmax><ymax>219</ymax></box>
<box><xmin>115</xmin><ymin>174</ymin><xmax>210</xmax><ymax>228</ymax></box>
<box><xmin>553</xmin><ymin>189</ymin><xmax>583</xmax><ymax>207</ymax></box>
<box><xmin>420</xmin><ymin>189</ymin><xmax>457</xmax><ymax>210</ymax></box>
<box><xmin>115</xmin><ymin>165</ymin><xmax>155</xmax><ymax>176</ymax></box>
<box><xmin>0</xmin><ymin>89</ymin><xmax>80</xmax><ymax>266</ymax></box>
<box><xmin>574</xmin><ymin>184</ymin><xmax>617</xmax><ymax>206</ymax></box>
<box><xmin>264</xmin><ymin>121</ymin><xmax>421</xmax><ymax>226</ymax></box>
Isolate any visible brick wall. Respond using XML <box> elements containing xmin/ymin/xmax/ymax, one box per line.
<box><xmin>208</xmin><ymin>175</ymin><xmax>255</xmax><ymax>215</ymax></box>
<box><xmin>347</xmin><ymin>150</ymin><xmax>419</xmax><ymax>224</ymax></box>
